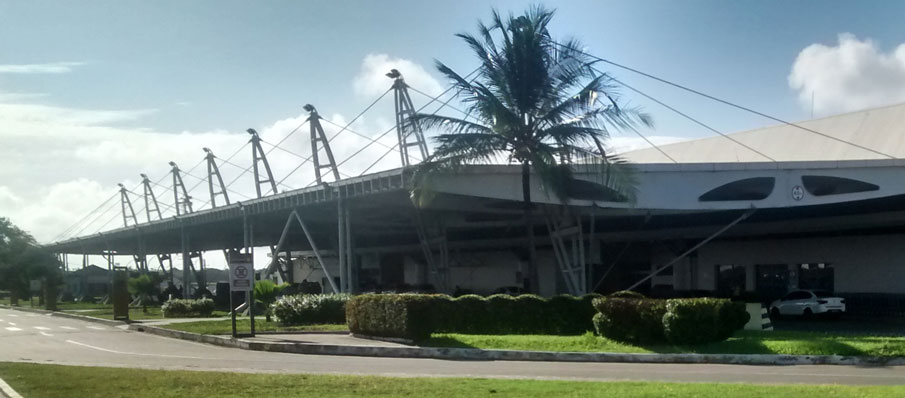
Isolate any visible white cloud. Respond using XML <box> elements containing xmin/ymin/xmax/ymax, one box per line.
<box><xmin>789</xmin><ymin>33</ymin><xmax>905</xmax><ymax>115</ymax></box>
<box><xmin>353</xmin><ymin>54</ymin><xmax>444</xmax><ymax>98</ymax></box>
<box><xmin>0</xmin><ymin>62</ymin><xmax>85</xmax><ymax>74</ymax></box>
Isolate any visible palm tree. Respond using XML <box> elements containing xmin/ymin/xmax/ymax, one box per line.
<box><xmin>412</xmin><ymin>6</ymin><xmax>652</xmax><ymax>292</ymax></box>
<box><xmin>127</xmin><ymin>274</ymin><xmax>157</xmax><ymax>313</ymax></box>
<box><xmin>253</xmin><ymin>279</ymin><xmax>289</xmax><ymax>322</ymax></box>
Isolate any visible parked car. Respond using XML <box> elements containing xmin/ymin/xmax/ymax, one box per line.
<box><xmin>770</xmin><ymin>290</ymin><xmax>846</xmax><ymax>318</ymax></box>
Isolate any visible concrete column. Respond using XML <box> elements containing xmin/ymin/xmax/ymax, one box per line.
<box><xmin>181</xmin><ymin>227</ymin><xmax>191</xmax><ymax>298</ymax></box>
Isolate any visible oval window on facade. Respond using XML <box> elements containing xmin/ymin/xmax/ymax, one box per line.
<box><xmin>801</xmin><ymin>175</ymin><xmax>879</xmax><ymax>196</ymax></box>
<box><xmin>699</xmin><ymin>177</ymin><xmax>775</xmax><ymax>201</ymax></box>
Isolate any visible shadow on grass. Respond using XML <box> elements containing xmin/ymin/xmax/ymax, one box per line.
<box><xmin>422</xmin><ymin>336</ymin><xmax>479</xmax><ymax>349</ymax></box>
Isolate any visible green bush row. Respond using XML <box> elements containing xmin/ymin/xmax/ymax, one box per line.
<box><xmin>271</xmin><ymin>293</ymin><xmax>350</xmax><ymax>325</ymax></box>
<box><xmin>346</xmin><ymin>293</ymin><xmax>601</xmax><ymax>341</ymax></box>
<box><xmin>161</xmin><ymin>298</ymin><xmax>215</xmax><ymax>318</ymax></box>
<box><xmin>592</xmin><ymin>296</ymin><xmax>749</xmax><ymax>345</ymax></box>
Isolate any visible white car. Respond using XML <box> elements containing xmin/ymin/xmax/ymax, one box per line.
<box><xmin>770</xmin><ymin>290</ymin><xmax>846</xmax><ymax>318</ymax></box>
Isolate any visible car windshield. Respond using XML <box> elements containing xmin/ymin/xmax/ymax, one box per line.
<box><xmin>813</xmin><ymin>291</ymin><xmax>835</xmax><ymax>298</ymax></box>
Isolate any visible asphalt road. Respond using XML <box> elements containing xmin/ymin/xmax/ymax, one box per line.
<box><xmin>1</xmin><ymin>307</ymin><xmax>904</xmax><ymax>386</ymax></box>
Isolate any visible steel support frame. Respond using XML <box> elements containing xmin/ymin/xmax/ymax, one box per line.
<box><xmin>545</xmin><ymin>209</ymin><xmax>588</xmax><ymax>296</ymax></box>
<box><xmin>204</xmin><ymin>148</ymin><xmax>230</xmax><ymax>208</ymax></box>
<box><xmin>248</xmin><ymin>128</ymin><xmax>278</xmax><ymax>198</ymax></box>
<box><xmin>307</xmin><ymin>106</ymin><xmax>341</xmax><ymax>184</ymax></box>
<box><xmin>390</xmin><ymin>73</ymin><xmax>429</xmax><ymax>167</ymax></box>
<box><xmin>267</xmin><ymin>209</ymin><xmax>340</xmax><ymax>293</ymax></box>
<box><xmin>626</xmin><ymin>208</ymin><xmax>756</xmax><ymax>291</ymax></box>
<box><xmin>169</xmin><ymin>162</ymin><xmax>193</xmax><ymax>215</ymax></box>
<box><xmin>140</xmin><ymin>174</ymin><xmax>163</xmax><ymax>222</ymax></box>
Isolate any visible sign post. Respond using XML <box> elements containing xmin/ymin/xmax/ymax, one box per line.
<box><xmin>228</xmin><ymin>252</ymin><xmax>254</xmax><ymax>338</ymax></box>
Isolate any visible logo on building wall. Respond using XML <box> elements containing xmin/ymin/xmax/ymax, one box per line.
<box><xmin>791</xmin><ymin>185</ymin><xmax>804</xmax><ymax>201</ymax></box>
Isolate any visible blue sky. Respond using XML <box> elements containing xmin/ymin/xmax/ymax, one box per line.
<box><xmin>4</xmin><ymin>1</ymin><xmax>905</xmax><ymax>134</ymax></box>
<box><xmin>3</xmin><ymin>0</ymin><xmax>905</xmax><ymax>244</ymax></box>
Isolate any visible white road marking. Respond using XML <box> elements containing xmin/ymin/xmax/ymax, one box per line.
<box><xmin>7</xmin><ymin>314</ymin><xmax>17</xmax><ymax>317</ymax></box>
<box><xmin>33</xmin><ymin>326</ymin><xmax>50</xmax><ymax>330</ymax></box>
<box><xmin>64</xmin><ymin>340</ymin><xmax>209</xmax><ymax>360</ymax></box>
<box><xmin>59</xmin><ymin>326</ymin><xmax>77</xmax><ymax>330</ymax></box>
<box><xmin>5</xmin><ymin>327</ymin><xmax>22</xmax><ymax>331</ymax></box>
<box><xmin>7</xmin><ymin>322</ymin><xmax>15</xmax><ymax>326</ymax></box>
<box><xmin>87</xmin><ymin>326</ymin><xmax>106</xmax><ymax>330</ymax></box>
<box><xmin>26</xmin><ymin>314</ymin><xmax>38</xmax><ymax>317</ymax></box>
<box><xmin>39</xmin><ymin>331</ymin><xmax>54</xmax><ymax>337</ymax></box>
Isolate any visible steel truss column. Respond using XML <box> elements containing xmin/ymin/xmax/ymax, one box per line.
<box><xmin>169</xmin><ymin>162</ymin><xmax>193</xmax><ymax>215</ymax></box>
<box><xmin>247</xmin><ymin>128</ymin><xmax>278</xmax><ymax>198</ymax></box>
<box><xmin>337</xmin><ymin>198</ymin><xmax>347</xmax><ymax>292</ymax></box>
<box><xmin>387</xmin><ymin>69</ymin><xmax>429</xmax><ymax>167</ymax></box>
<box><xmin>140</xmin><ymin>174</ymin><xmax>163</xmax><ymax>222</ymax></box>
<box><xmin>414</xmin><ymin>211</ymin><xmax>448</xmax><ymax>292</ymax></box>
<box><xmin>203</xmin><ymin>148</ymin><xmax>230</xmax><ymax>208</ymax></box>
<box><xmin>545</xmin><ymin>208</ymin><xmax>587</xmax><ymax>296</ymax></box>
<box><xmin>118</xmin><ymin>183</ymin><xmax>138</xmax><ymax>227</ymax></box>
<box><xmin>304</xmin><ymin>105</ymin><xmax>341</xmax><ymax>184</ymax></box>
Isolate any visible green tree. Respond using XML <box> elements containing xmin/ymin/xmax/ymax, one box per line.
<box><xmin>412</xmin><ymin>6</ymin><xmax>650</xmax><ymax>292</ymax></box>
<box><xmin>254</xmin><ymin>279</ymin><xmax>289</xmax><ymax>322</ymax></box>
<box><xmin>127</xmin><ymin>274</ymin><xmax>157</xmax><ymax>313</ymax></box>
<box><xmin>0</xmin><ymin>218</ymin><xmax>62</xmax><ymax>308</ymax></box>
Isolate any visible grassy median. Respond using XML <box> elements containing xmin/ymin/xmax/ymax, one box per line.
<box><xmin>1</xmin><ymin>362</ymin><xmax>903</xmax><ymax>398</ymax></box>
<box><xmin>159</xmin><ymin>319</ymin><xmax>348</xmax><ymax>334</ymax></box>
<box><xmin>425</xmin><ymin>331</ymin><xmax>905</xmax><ymax>357</ymax></box>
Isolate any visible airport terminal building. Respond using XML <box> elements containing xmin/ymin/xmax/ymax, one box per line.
<box><xmin>48</xmin><ymin>104</ymin><xmax>905</xmax><ymax>309</ymax></box>
<box><xmin>285</xmin><ymin>103</ymin><xmax>905</xmax><ymax>304</ymax></box>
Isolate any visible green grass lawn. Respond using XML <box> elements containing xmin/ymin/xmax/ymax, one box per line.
<box><xmin>159</xmin><ymin>319</ymin><xmax>348</xmax><ymax>334</ymax></box>
<box><xmin>1</xmin><ymin>362</ymin><xmax>902</xmax><ymax>398</ymax></box>
<box><xmin>424</xmin><ymin>331</ymin><xmax>905</xmax><ymax>357</ymax></box>
<box><xmin>62</xmin><ymin>306</ymin><xmax>229</xmax><ymax>321</ymax></box>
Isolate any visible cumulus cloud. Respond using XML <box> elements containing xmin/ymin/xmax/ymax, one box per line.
<box><xmin>353</xmin><ymin>54</ymin><xmax>444</xmax><ymax>98</ymax></box>
<box><xmin>0</xmin><ymin>62</ymin><xmax>85</xmax><ymax>74</ymax></box>
<box><xmin>789</xmin><ymin>33</ymin><xmax>905</xmax><ymax>115</ymax></box>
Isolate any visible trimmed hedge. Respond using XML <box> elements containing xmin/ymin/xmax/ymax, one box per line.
<box><xmin>591</xmin><ymin>297</ymin><xmax>666</xmax><ymax>344</ymax></box>
<box><xmin>161</xmin><ymin>298</ymin><xmax>215</xmax><ymax>318</ymax></box>
<box><xmin>346</xmin><ymin>293</ymin><xmax>437</xmax><ymax>341</ymax></box>
<box><xmin>346</xmin><ymin>293</ymin><xmax>602</xmax><ymax>341</ymax></box>
<box><xmin>591</xmin><ymin>296</ymin><xmax>749</xmax><ymax>345</ymax></box>
<box><xmin>662</xmin><ymin>298</ymin><xmax>749</xmax><ymax>345</ymax></box>
<box><xmin>272</xmin><ymin>293</ymin><xmax>350</xmax><ymax>325</ymax></box>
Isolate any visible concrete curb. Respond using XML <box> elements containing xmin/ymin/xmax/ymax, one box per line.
<box><xmin>0</xmin><ymin>304</ymin><xmax>127</xmax><ymax>327</ymax></box>
<box><xmin>0</xmin><ymin>376</ymin><xmax>23</xmax><ymax>398</ymax></box>
<box><xmin>128</xmin><ymin>324</ymin><xmax>905</xmax><ymax>366</ymax></box>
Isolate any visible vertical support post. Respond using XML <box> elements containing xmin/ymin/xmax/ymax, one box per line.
<box><xmin>247</xmin><ymin>128</ymin><xmax>278</xmax><ymax>198</ymax></box>
<box><xmin>337</xmin><ymin>198</ymin><xmax>347</xmax><ymax>292</ymax></box>
<box><xmin>243</xmin><ymin>207</ymin><xmax>256</xmax><ymax>337</ymax></box>
<box><xmin>345</xmin><ymin>203</ymin><xmax>354</xmax><ymax>293</ymax></box>
<box><xmin>203</xmin><ymin>148</ymin><xmax>230</xmax><ymax>208</ymax></box>
<box><xmin>294</xmin><ymin>211</ymin><xmax>340</xmax><ymax>293</ymax></box>
<box><xmin>169</xmin><ymin>162</ymin><xmax>193</xmax><ymax>215</ymax></box>
<box><xmin>181</xmin><ymin>225</ymin><xmax>191</xmax><ymax>299</ymax></box>
<box><xmin>305</xmin><ymin>105</ymin><xmax>341</xmax><ymax>184</ymax></box>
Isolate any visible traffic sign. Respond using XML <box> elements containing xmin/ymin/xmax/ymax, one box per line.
<box><xmin>229</xmin><ymin>253</ymin><xmax>254</xmax><ymax>292</ymax></box>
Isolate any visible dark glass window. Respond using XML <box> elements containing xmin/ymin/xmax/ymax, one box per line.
<box><xmin>716</xmin><ymin>264</ymin><xmax>746</xmax><ymax>296</ymax></box>
<box><xmin>699</xmin><ymin>177</ymin><xmax>775</xmax><ymax>201</ymax></box>
<box><xmin>801</xmin><ymin>176</ymin><xmax>878</xmax><ymax>196</ymax></box>
<box><xmin>798</xmin><ymin>263</ymin><xmax>834</xmax><ymax>291</ymax></box>
<box><xmin>566</xmin><ymin>179</ymin><xmax>628</xmax><ymax>202</ymax></box>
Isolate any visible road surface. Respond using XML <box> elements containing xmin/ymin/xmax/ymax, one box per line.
<box><xmin>1</xmin><ymin>307</ymin><xmax>904</xmax><ymax>385</ymax></box>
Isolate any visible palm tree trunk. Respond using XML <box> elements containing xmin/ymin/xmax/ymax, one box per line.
<box><xmin>522</xmin><ymin>161</ymin><xmax>539</xmax><ymax>293</ymax></box>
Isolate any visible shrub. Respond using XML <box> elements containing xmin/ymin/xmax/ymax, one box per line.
<box><xmin>254</xmin><ymin>280</ymin><xmax>290</xmax><ymax>322</ymax></box>
<box><xmin>346</xmin><ymin>294</ymin><xmax>439</xmax><ymax>341</ymax></box>
<box><xmin>272</xmin><ymin>293</ymin><xmax>350</xmax><ymax>325</ymax></box>
<box><xmin>161</xmin><ymin>298</ymin><xmax>215</xmax><ymax>318</ymax></box>
<box><xmin>662</xmin><ymin>298</ymin><xmax>750</xmax><ymax>345</ymax></box>
<box><xmin>608</xmin><ymin>290</ymin><xmax>646</xmax><ymax>299</ymax></box>
<box><xmin>592</xmin><ymin>297</ymin><xmax>666</xmax><ymax>344</ymax></box>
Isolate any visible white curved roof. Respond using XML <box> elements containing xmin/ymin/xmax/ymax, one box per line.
<box><xmin>622</xmin><ymin>102</ymin><xmax>905</xmax><ymax>163</ymax></box>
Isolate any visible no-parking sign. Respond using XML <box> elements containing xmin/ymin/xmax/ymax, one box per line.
<box><xmin>229</xmin><ymin>253</ymin><xmax>254</xmax><ymax>292</ymax></box>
